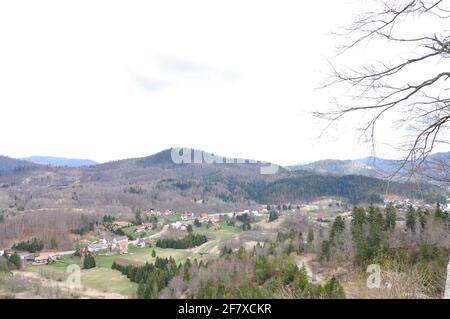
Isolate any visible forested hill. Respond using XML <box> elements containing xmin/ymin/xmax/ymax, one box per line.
<box><xmin>240</xmin><ymin>174</ymin><xmax>448</xmax><ymax>205</ymax></box>
<box><xmin>0</xmin><ymin>149</ymin><xmax>447</xmax><ymax>214</ymax></box>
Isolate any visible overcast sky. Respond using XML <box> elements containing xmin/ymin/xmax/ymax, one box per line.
<box><xmin>0</xmin><ymin>0</ymin><xmax>446</xmax><ymax>165</ymax></box>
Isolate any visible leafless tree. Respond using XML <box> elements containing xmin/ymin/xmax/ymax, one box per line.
<box><xmin>316</xmin><ymin>0</ymin><xmax>450</xmax><ymax>183</ymax></box>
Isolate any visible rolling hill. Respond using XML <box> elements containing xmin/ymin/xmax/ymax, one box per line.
<box><xmin>0</xmin><ymin>148</ymin><xmax>446</xmax><ymax>218</ymax></box>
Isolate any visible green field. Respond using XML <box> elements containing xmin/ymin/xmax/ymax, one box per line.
<box><xmin>23</xmin><ymin>221</ymin><xmax>243</xmax><ymax>297</ymax></box>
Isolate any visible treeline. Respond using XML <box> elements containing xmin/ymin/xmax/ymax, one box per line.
<box><xmin>321</xmin><ymin>204</ymin><xmax>450</xmax><ymax>297</ymax></box>
<box><xmin>12</xmin><ymin>238</ymin><xmax>44</xmax><ymax>253</ymax></box>
<box><xmin>112</xmin><ymin>257</ymin><xmax>179</xmax><ymax>299</ymax></box>
<box><xmin>156</xmin><ymin>233</ymin><xmax>207</xmax><ymax>249</ymax></box>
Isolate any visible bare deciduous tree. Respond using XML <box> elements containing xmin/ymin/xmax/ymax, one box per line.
<box><xmin>316</xmin><ymin>0</ymin><xmax>450</xmax><ymax>183</ymax></box>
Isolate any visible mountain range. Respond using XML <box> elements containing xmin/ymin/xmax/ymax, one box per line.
<box><xmin>20</xmin><ymin>156</ymin><xmax>97</xmax><ymax>168</ymax></box>
<box><xmin>0</xmin><ymin>148</ymin><xmax>447</xmax><ymax>216</ymax></box>
<box><xmin>288</xmin><ymin>152</ymin><xmax>450</xmax><ymax>183</ymax></box>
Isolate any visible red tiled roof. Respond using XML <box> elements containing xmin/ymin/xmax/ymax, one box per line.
<box><xmin>35</xmin><ymin>252</ymin><xmax>49</xmax><ymax>261</ymax></box>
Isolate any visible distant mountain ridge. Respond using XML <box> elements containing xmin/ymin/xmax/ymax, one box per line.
<box><xmin>288</xmin><ymin>152</ymin><xmax>450</xmax><ymax>182</ymax></box>
<box><xmin>20</xmin><ymin>156</ymin><xmax>97</xmax><ymax>167</ymax></box>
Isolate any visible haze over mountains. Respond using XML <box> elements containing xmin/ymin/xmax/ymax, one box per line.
<box><xmin>20</xmin><ymin>156</ymin><xmax>97</xmax><ymax>168</ymax></box>
<box><xmin>288</xmin><ymin>152</ymin><xmax>450</xmax><ymax>182</ymax></box>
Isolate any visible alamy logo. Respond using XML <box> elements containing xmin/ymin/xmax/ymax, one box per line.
<box><xmin>366</xmin><ymin>264</ymin><xmax>392</xmax><ymax>289</ymax></box>
<box><xmin>366</xmin><ymin>264</ymin><xmax>381</xmax><ymax>289</ymax></box>
<box><xmin>66</xmin><ymin>264</ymin><xmax>81</xmax><ymax>289</ymax></box>
<box><xmin>170</xmin><ymin>147</ymin><xmax>279</xmax><ymax>175</ymax></box>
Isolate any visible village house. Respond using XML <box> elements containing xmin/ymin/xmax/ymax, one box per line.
<box><xmin>33</xmin><ymin>252</ymin><xmax>49</xmax><ymax>265</ymax></box>
<box><xmin>163</xmin><ymin>209</ymin><xmax>173</xmax><ymax>216</ymax></box>
<box><xmin>135</xmin><ymin>238</ymin><xmax>146</xmax><ymax>248</ymax></box>
<box><xmin>143</xmin><ymin>222</ymin><xmax>154</xmax><ymax>229</ymax></box>
<box><xmin>87</xmin><ymin>238</ymin><xmax>110</xmax><ymax>253</ymax></box>
<box><xmin>339</xmin><ymin>211</ymin><xmax>353</xmax><ymax>220</ymax></box>
<box><xmin>19</xmin><ymin>252</ymin><xmax>37</xmax><ymax>264</ymax></box>
<box><xmin>144</xmin><ymin>209</ymin><xmax>155</xmax><ymax>216</ymax></box>
<box><xmin>113</xmin><ymin>236</ymin><xmax>129</xmax><ymax>254</ymax></box>
<box><xmin>170</xmin><ymin>221</ymin><xmax>186</xmax><ymax>230</ymax></box>
<box><xmin>135</xmin><ymin>222</ymin><xmax>155</xmax><ymax>233</ymax></box>
<box><xmin>134</xmin><ymin>225</ymin><xmax>145</xmax><ymax>233</ymax></box>
<box><xmin>208</xmin><ymin>214</ymin><xmax>221</xmax><ymax>223</ymax></box>
<box><xmin>181</xmin><ymin>212</ymin><xmax>194</xmax><ymax>221</ymax></box>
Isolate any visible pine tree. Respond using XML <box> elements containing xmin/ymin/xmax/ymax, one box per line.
<box><xmin>384</xmin><ymin>202</ymin><xmax>396</xmax><ymax>231</ymax></box>
<box><xmin>307</xmin><ymin>229</ymin><xmax>314</xmax><ymax>244</ymax></box>
<box><xmin>322</xmin><ymin>276</ymin><xmax>345</xmax><ymax>299</ymax></box>
<box><xmin>183</xmin><ymin>258</ymin><xmax>191</xmax><ymax>281</ymax></box>
<box><xmin>83</xmin><ymin>252</ymin><xmax>96</xmax><ymax>269</ymax></box>
<box><xmin>8</xmin><ymin>252</ymin><xmax>22</xmax><ymax>270</ymax></box>
<box><xmin>406</xmin><ymin>205</ymin><xmax>417</xmax><ymax>233</ymax></box>
<box><xmin>330</xmin><ymin>216</ymin><xmax>345</xmax><ymax>242</ymax></box>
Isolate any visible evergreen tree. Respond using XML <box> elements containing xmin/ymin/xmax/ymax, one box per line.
<box><xmin>406</xmin><ymin>205</ymin><xmax>417</xmax><ymax>233</ymax></box>
<box><xmin>384</xmin><ymin>202</ymin><xmax>396</xmax><ymax>231</ymax></box>
<box><xmin>351</xmin><ymin>207</ymin><xmax>366</xmax><ymax>239</ymax></box>
<box><xmin>8</xmin><ymin>252</ymin><xmax>22</xmax><ymax>270</ymax></box>
<box><xmin>183</xmin><ymin>258</ymin><xmax>191</xmax><ymax>281</ymax></box>
<box><xmin>321</xmin><ymin>240</ymin><xmax>331</xmax><ymax>261</ymax></box>
<box><xmin>330</xmin><ymin>216</ymin><xmax>345</xmax><ymax>242</ymax></box>
<box><xmin>367</xmin><ymin>205</ymin><xmax>384</xmax><ymax>248</ymax></box>
<box><xmin>83</xmin><ymin>252</ymin><xmax>96</xmax><ymax>269</ymax></box>
<box><xmin>268</xmin><ymin>210</ymin><xmax>279</xmax><ymax>222</ymax></box>
<box><xmin>322</xmin><ymin>276</ymin><xmax>345</xmax><ymax>299</ymax></box>
<box><xmin>307</xmin><ymin>229</ymin><xmax>314</xmax><ymax>244</ymax></box>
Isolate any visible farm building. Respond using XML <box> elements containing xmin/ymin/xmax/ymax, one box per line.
<box><xmin>34</xmin><ymin>252</ymin><xmax>49</xmax><ymax>264</ymax></box>
<box><xmin>113</xmin><ymin>236</ymin><xmax>129</xmax><ymax>254</ymax></box>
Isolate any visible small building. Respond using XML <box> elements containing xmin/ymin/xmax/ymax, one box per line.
<box><xmin>136</xmin><ymin>239</ymin><xmax>146</xmax><ymax>248</ymax></box>
<box><xmin>143</xmin><ymin>222</ymin><xmax>154</xmax><ymax>229</ymax></box>
<box><xmin>0</xmin><ymin>250</ymin><xmax>4</xmax><ymax>257</ymax></box>
<box><xmin>134</xmin><ymin>226</ymin><xmax>144</xmax><ymax>233</ymax></box>
<box><xmin>34</xmin><ymin>252</ymin><xmax>49</xmax><ymax>264</ymax></box>
<box><xmin>21</xmin><ymin>253</ymin><xmax>37</xmax><ymax>263</ymax></box>
<box><xmin>181</xmin><ymin>212</ymin><xmax>194</xmax><ymax>221</ymax></box>
<box><xmin>208</xmin><ymin>214</ymin><xmax>221</xmax><ymax>223</ymax></box>
<box><xmin>113</xmin><ymin>236</ymin><xmax>129</xmax><ymax>254</ymax></box>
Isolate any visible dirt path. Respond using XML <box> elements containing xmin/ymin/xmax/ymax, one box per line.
<box><xmin>294</xmin><ymin>254</ymin><xmax>324</xmax><ymax>284</ymax></box>
<box><xmin>147</xmin><ymin>224</ymin><xmax>169</xmax><ymax>240</ymax></box>
<box><xmin>13</xmin><ymin>271</ymin><xmax>125</xmax><ymax>299</ymax></box>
